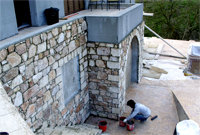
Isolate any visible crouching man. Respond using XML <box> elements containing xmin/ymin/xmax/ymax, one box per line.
<box><xmin>123</xmin><ymin>99</ymin><xmax>151</xmax><ymax>122</ymax></box>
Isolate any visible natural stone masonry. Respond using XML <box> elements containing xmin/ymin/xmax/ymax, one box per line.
<box><xmin>0</xmin><ymin>15</ymin><xmax>144</xmax><ymax>133</ymax></box>
<box><xmin>0</xmin><ymin>18</ymin><xmax>89</xmax><ymax>133</ymax></box>
<box><xmin>118</xmin><ymin>23</ymin><xmax>144</xmax><ymax>116</ymax></box>
<box><xmin>87</xmin><ymin>22</ymin><xmax>144</xmax><ymax>119</ymax></box>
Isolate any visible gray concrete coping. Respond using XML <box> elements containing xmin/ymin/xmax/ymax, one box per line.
<box><xmin>0</xmin><ymin>16</ymin><xmax>85</xmax><ymax>50</ymax></box>
<box><xmin>86</xmin><ymin>3</ymin><xmax>143</xmax><ymax>44</ymax></box>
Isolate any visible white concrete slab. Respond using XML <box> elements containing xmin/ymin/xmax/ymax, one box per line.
<box><xmin>0</xmin><ymin>83</ymin><xmax>34</xmax><ymax>135</ymax></box>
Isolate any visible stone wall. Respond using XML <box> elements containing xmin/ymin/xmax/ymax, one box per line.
<box><xmin>0</xmin><ymin>14</ymin><xmax>144</xmax><ymax>132</ymax></box>
<box><xmin>88</xmin><ymin>22</ymin><xmax>144</xmax><ymax>119</ymax></box>
<box><xmin>0</xmin><ymin>18</ymin><xmax>89</xmax><ymax>132</ymax></box>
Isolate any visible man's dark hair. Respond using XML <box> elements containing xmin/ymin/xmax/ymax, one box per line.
<box><xmin>127</xmin><ymin>99</ymin><xmax>136</xmax><ymax>109</ymax></box>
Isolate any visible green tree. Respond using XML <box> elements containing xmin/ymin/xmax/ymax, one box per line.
<box><xmin>140</xmin><ymin>0</ymin><xmax>200</xmax><ymax>40</ymax></box>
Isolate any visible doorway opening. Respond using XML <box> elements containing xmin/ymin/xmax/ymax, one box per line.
<box><xmin>14</xmin><ymin>0</ymin><xmax>32</xmax><ymax>30</ymax></box>
<box><xmin>131</xmin><ymin>36</ymin><xmax>139</xmax><ymax>83</ymax></box>
<box><xmin>125</xmin><ymin>36</ymin><xmax>139</xmax><ymax>89</ymax></box>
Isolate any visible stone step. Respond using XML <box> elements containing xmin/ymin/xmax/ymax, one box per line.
<box><xmin>66</xmin><ymin>124</ymin><xmax>102</xmax><ymax>135</ymax></box>
<box><xmin>37</xmin><ymin>123</ymin><xmax>102</xmax><ymax>135</ymax></box>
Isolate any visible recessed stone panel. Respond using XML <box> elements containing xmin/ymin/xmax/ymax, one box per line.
<box><xmin>62</xmin><ymin>55</ymin><xmax>80</xmax><ymax>105</ymax></box>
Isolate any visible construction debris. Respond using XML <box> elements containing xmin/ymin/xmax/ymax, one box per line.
<box><xmin>143</xmin><ymin>40</ymin><xmax>164</xmax><ymax>60</ymax></box>
<box><xmin>154</xmin><ymin>44</ymin><xmax>164</xmax><ymax>60</ymax></box>
<box><xmin>184</xmin><ymin>72</ymin><xmax>193</xmax><ymax>76</ymax></box>
<box><xmin>150</xmin><ymin>66</ymin><xmax>168</xmax><ymax>74</ymax></box>
<box><xmin>179</xmin><ymin>67</ymin><xmax>185</xmax><ymax>70</ymax></box>
<box><xmin>142</xmin><ymin>37</ymin><xmax>199</xmax><ymax>80</ymax></box>
<box><xmin>143</xmin><ymin>64</ymin><xmax>151</xmax><ymax>69</ymax></box>
<box><xmin>182</xmin><ymin>68</ymin><xmax>192</xmax><ymax>76</ymax></box>
<box><xmin>143</xmin><ymin>59</ymin><xmax>168</xmax><ymax>79</ymax></box>
<box><xmin>180</xmin><ymin>60</ymin><xmax>187</xmax><ymax>65</ymax></box>
<box><xmin>142</xmin><ymin>68</ymin><xmax>161</xmax><ymax>79</ymax></box>
<box><xmin>191</xmin><ymin>76</ymin><xmax>198</xmax><ymax>80</ymax></box>
<box><xmin>143</xmin><ymin>61</ymin><xmax>168</xmax><ymax>73</ymax></box>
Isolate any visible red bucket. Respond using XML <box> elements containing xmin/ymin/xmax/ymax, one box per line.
<box><xmin>119</xmin><ymin>116</ymin><xmax>126</xmax><ymax>127</ymax></box>
<box><xmin>99</xmin><ymin>121</ymin><xmax>107</xmax><ymax>132</ymax></box>
<box><xmin>127</xmin><ymin>120</ymin><xmax>134</xmax><ymax>131</ymax></box>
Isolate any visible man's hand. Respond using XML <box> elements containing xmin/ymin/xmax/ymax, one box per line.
<box><xmin>123</xmin><ymin>119</ymin><xmax>127</xmax><ymax>123</ymax></box>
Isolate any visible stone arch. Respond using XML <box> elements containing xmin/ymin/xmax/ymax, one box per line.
<box><xmin>119</xmin><ymin>24</ymin><xmax>144</xmax><ymax>117</ymax></box>
<box><xmin>125</xmin><ymin>30</ymin><xmax>141</xmax><ymax>89</ymax></box>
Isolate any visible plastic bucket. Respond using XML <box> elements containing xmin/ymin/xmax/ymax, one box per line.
<box><xmin>119</xmin><ymin>116</ymin><xmax>126</xmax><ymax>127</ymax></box>
<box><xmin>127</xmin><ymin>120</ymin><xmax>134</xmax><ymax>131</ymax></box>
<box><xmin>99</xmin><ymin>121</ymin><xmax>107</xmax><ymax>132</ymax></box>
<box><xmin>176</xmin><ymin>120</ymin><xmax>199</xmax><ymax>135</ymax></box>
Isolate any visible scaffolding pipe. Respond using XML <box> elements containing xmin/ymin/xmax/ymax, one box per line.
<box><xmin>144</xmin><ymin>24</ymin><xmax>187</xmax><ymax>59</ymax></box>
<box><xmin>145</xmin><ymin>51</ymin><xmax>186</xmax><ymax>59</ymax></box>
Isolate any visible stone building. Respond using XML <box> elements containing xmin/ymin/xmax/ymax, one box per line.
<box><xmin>0</xmin><ymin>0</ymin><xmax>144</xmax><ymax>133</ymax></box>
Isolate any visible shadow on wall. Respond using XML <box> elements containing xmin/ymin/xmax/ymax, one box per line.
<box><xmin>125</xmin><ymin>36</ymin><xmax>139</xmax><ymax>89</ymax></box>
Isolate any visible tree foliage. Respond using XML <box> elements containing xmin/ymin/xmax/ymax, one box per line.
<box><xmin>139</xmin><ymin>0</ymin><xmax>200</xmax><ymax>41</ymax></box>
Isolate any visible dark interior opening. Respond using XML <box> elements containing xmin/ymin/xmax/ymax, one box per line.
<box><xmin>125</xmin><ymin>36</ymin><xmax>139</xmax><ymax>90</ymax></box>
<box><xmin>14</xmin><ymin>0</ymin><xmax>32</xmax><ymax>29</ymax></box>
<box><xmin>131</xmin><ymin>36</ymin><xmax>139</xmax><ymax>83</ymax></box>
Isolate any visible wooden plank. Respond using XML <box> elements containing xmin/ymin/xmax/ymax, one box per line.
<box><xmin>143</xmin><ymin>12</ymin><xmax>154</xmax><ymax>16</ymax></box>
<box><xmin>68</xmin><ymin>0</ymin><xmax>74</xmax><ymax>14</ymax></box>
<box><xmin>60</xmin><ymin>13</ymin><xmax>78</xmax><ymax>20</ymax></box>
<box><xmin>79</xmin><ymin>0</ymin><xmax>85</xmax><ymax>10</ymax></box>
<box><xmin>64</xmin><ymin>0</ymin><xmax>84</xmax><ymax>16</ymax></box>
<box><xmin>142</xmin><ymin>68</ymin><xmax>161</xmax><ymax>79</ymax></box>
<box><xmin>146</xmin><ymin>51</ymin><xmax>186</xmax><ymax>59</ymax></box>
<box><xmin>64</xmin><ymin>0</ymin><xmax>69</xmax><ymax>16</ymax></box>
<box><xmin>150</xmin><ymin>66</ymin><xmax>168</xmax><ymax>74</ymax></box>
<box><xmin>74</xmin><ymin>0</ymin><xmax>80</xmax><ymax>12</ymax></box>
<box><xmin>155</xmin><ymin>44</ymin><xmax>164</xmax><ymax>60</ymax></box>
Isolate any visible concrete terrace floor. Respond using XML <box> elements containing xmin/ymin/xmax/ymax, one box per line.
<box><xmin>85</xmin><ymin>79</ymin><xmax>179</xmax><ymax>135</ymax></box>
<box><xmin>85</xmin><ymin>38</ymin><xmax>200</xmax><ymax>134</ymax></box>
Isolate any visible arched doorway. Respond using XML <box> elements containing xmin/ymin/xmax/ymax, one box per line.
<box><xmin>125</xmin><ymin>36</ymin><xmax>139</xmax><ymax>89</ymax></box>
<box><xmin>131</xmin><ymin>36</ymin><xmax>139</xmax><ymax>83</ymax></box>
